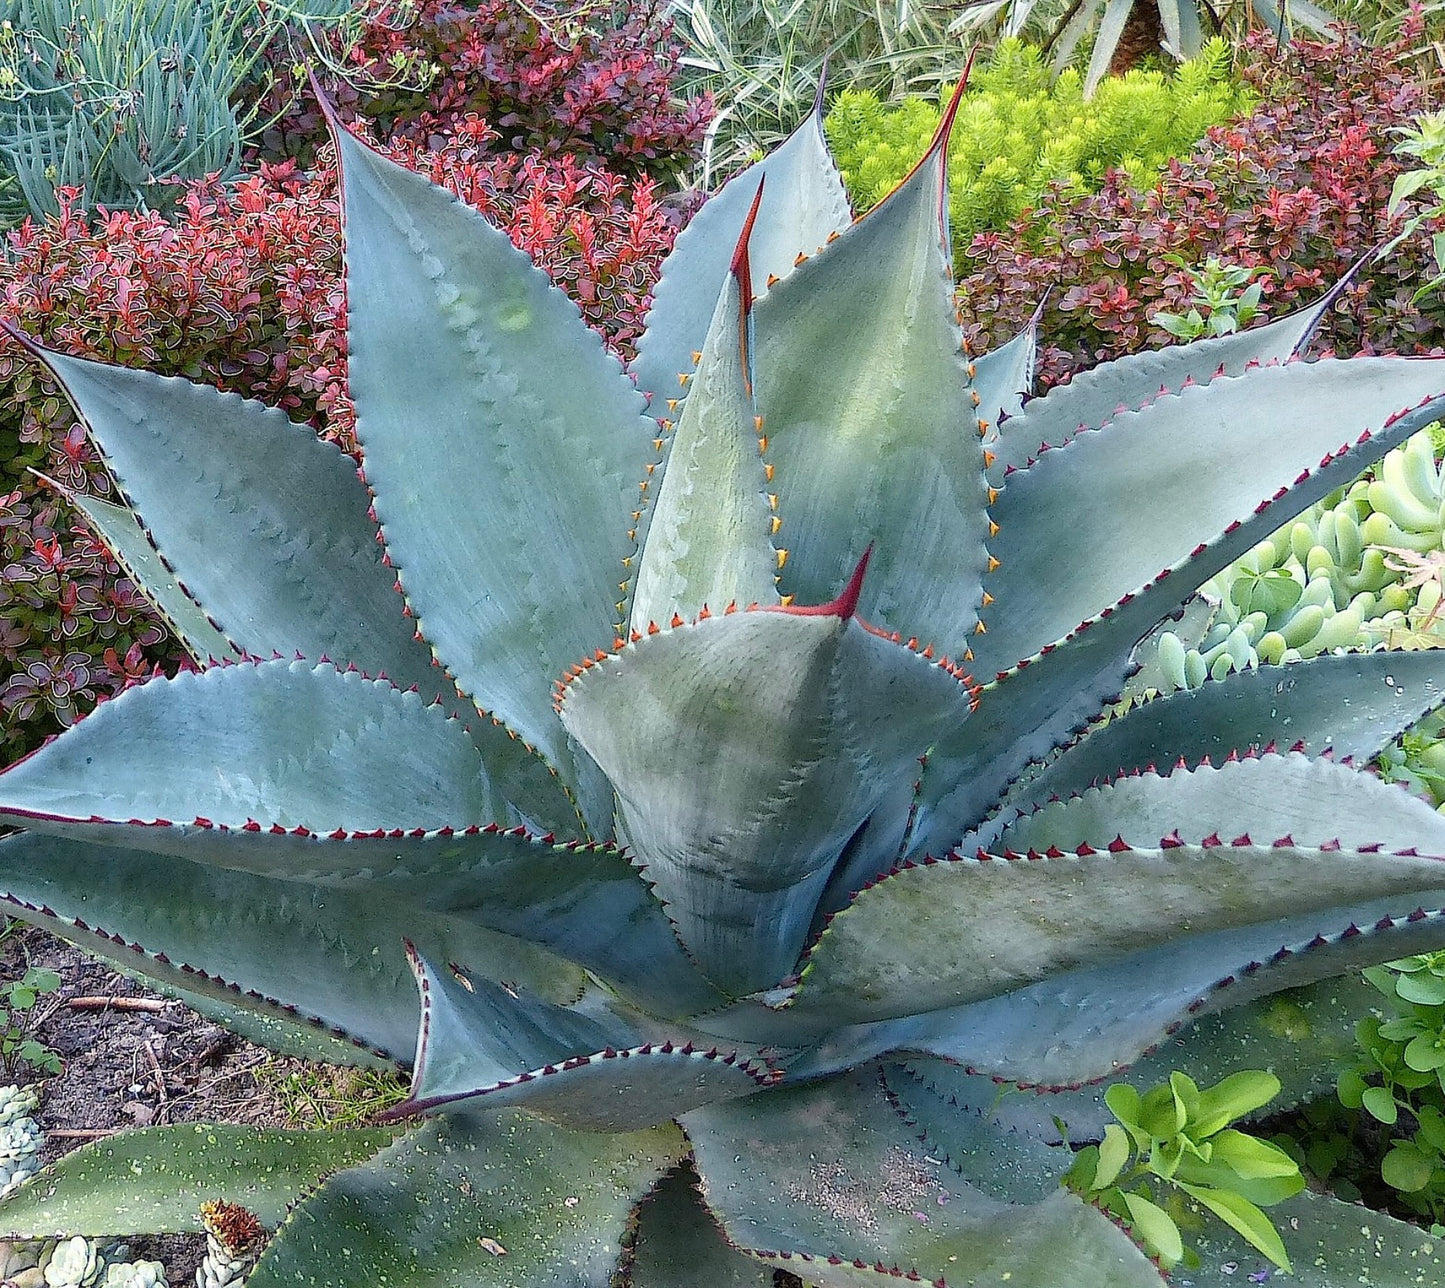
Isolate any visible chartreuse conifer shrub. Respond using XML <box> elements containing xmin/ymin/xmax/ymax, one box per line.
<box><xmin>825</xmin><ymin>38</ymin><xmax>1251</xmax><ymax>254</ymax></box>
<box><xmin>5</xmin><ymin>81</ymin><xmax>1445</xmax><ymax>1288</ymax></box>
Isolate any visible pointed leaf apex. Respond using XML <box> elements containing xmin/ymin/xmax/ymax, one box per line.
<box><xmin>730</xmin><ymin>178</ymin><xmax>766</xmax><ymax>312</ymax></box>
<box><xmin>773</xmin><ymin>545</ymin><xmax>873</xmax><ymax>618</ymax></box>
<box><xmin>813</xmin><ymin>56</ymin><xmax>830</xmax><ymax>121</ymax></box>
<box><xmin>308</xmin><ymin>68</ymin><xmax>340</xmax><ymax>131</ymax></box>
<box><xmin>929</xmin><ymin>50</ymin><xmax>975</xmax><ymax>163</ymax></box>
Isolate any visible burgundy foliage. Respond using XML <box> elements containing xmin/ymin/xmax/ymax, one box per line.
<box><xmin>255</xmin><ymin>0</ymin><xmax>709</xmax><ymax>182</ymax></box>
<box><xmin>958</xmin><ymin>23</ymin><xmax>1445</xmax><ymax>391</ymax></box>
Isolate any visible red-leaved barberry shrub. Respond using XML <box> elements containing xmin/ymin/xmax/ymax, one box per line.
<box><xmin>958</xmin><ymin>21</ymin><xmax>1445</xmax><ymax>391</ymax></box>
<box><xmin>255</xmin><ymin>0</ymin><xmax>708</xmax><ymax>182</ymax></box>
<box><xmin>0</xmin><ymin>140</ymin><xmax>678</xmax><ymax>759</ymax></box>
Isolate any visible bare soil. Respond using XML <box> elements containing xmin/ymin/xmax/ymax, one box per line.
<box><xmin>1</xmin><ymin>922</ymin><xmax>309</xmax><ymax>1284</ymax></box>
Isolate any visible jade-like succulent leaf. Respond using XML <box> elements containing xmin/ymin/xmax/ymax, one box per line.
<box><xmin>626</xmin><ymin>1167</ymin><xmax>775</xmax><ymax>1287</ymax></box>
<box><xmin>913</xmin><ymin>380</ymin><xmax>1445</xmax><ymax>855</ymax></box>
<box><xmin>631</xmin><ymin>103</ymin><xmax>851</xmax><ymax>408</ymax></box>
<box><xmin>331</xmin><ymin>120</ymin><xmax>653</xmax><ymax>795</ymax></box>
<box><xmin>43</xmin><ymin>485</ymin><xmax>238</xmax><ymax>666</ymax></box>
<box><xmin>247</xmin><ymin>1115</ymin><xmax>684</xmax><ymax>1288</ymax></box>
<box><xmin>0</xmin><ymin>1124</ymin><xmax>396</xmax><ymax>1236</ymax></box>
<box><xmin>987</xmin><ymin>284</ymin><xmax>1356</xmax><ymax>479</ymax></box>
<box><xmin>790</xmin><ymin>842</ymin><xmax>1445</xmax><ymax>1027</ymax></box>
<box><xmin>786</xmin><ymin>896</ymin><xmax>1445</xmax><ymax>1086</ymax></box>
<box><xmin>629</xmin><ymin>208</ymin><xmax>779</xmax><ymax>631</ymax></box>
<box><xmin>999</xmin><ymin>753</ymin><xmax>1445</xmax><ymax>857</ymax></box>
<box><xmin>559</xmin><ymin>608</ymin><xmax>975</xmax><ymax>995</ymax></box>
<box><xmin>0</xmin><ymin>831</ymin><xmax>583</xmax><ymax>1063</ymax></box>
<box><xmin>0</xmin><ymin>660</ymin><xmax>490</xmax><ymax>835</ymax></box>
<box><xmin>979</xmin><ymin>358</ymin><xmax>1445</xmax><ymax>678</ymax></box>
<box><xmin>997</xmin><ymin>652</ymin><xmax>1445</xmax><ymax>836</ymax></box>
<box><xmin>682</xmin><ymin>1071</ymin><xmax>1161</xmax><ymax>1287</ymax></box>
<box><xmin>751</xmin><ymin>94</ymin><xmax>992</xmax><ymax>657</ymax></box>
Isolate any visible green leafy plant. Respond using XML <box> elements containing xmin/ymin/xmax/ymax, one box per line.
<box><xmin>825</xmin><ymin>36</ymin><xmax>1251</xmax><ymax>248</ymax></box>
<box><xmin>1386</xmin><ymin>108</ymin><xmax>1445</xmax><ymax>304</ymax></box>
<box><xmin>1329</xmin><ymin>953</ymin><xmax>1445</xmax><ymax>1227</ymax></box>
<box><xmin>4</xmin><ymin>78</ymin><xmax>1445</xmax><ymax>1285</ymax></box>
<box><xmin>0</xmin><ymin>968</ymin><xmax>59</xmax><ymax>1080</ymax></box>
<box><xmin>1064</xmin><ymin>1071</ymin><xmax>1302</xmax><ymax>1272</ymax></box>
<box><xmin>1150</xmin><ymin>254</ymin><xmax>1268</xmax><ymax>340</ymax></box>
<box><xmin>0</xmin><ymin>0</ymin><xmax>361</xmax><ymax>226</ymax></box>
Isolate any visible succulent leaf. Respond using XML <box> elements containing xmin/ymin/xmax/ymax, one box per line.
<box><xmin>881</xmin><ymin>1063</ymin><xmax>1065</xmax><ymax>1203</ymax></box>
<box><xmin>18</xmin><ymin>342</ymin><xmax>575</xmax><ymax>832</ymax></box>
<box><xmin>1157</xmin><ymin>0</ymin><xmax>1204</xmax><ymax>58</ymax></box>
<box><xmin>785</xmin><ymin>898</ymin><xmax>1445</xmax><ymax>1086</ymax></box>
<box><xmin>987</xmin><ymin>284</ymin><xmax>1357</xmax><ymax>479</ymax></box>
<box><xmin>0</xmin><ymin>831</ymin><xmax>583</xmax><ymax>1063</ymax></box>
<box><xmin>331</xmin><ymin>120</ymin><xmax>654</xmax><ymax>803</ymax></box>
<box><xmin>999</xmin><ymin>753</ymin><xmax>1445</xmax><ymax>856</ymax></box>
<box><xmin>979</xmin><ymin>359</ymin><xmax>1445</xmax><ymax>679</ymax></box>
<box><xmin>394</xmin><ymin>948</ymin><xmax>767</xmax><ymax>1130</ymax></box>
<box><xmin>914</xmin><ymin>377</ymin><xmax>1445</xmax><ymax>856</ymax></box>
<box><xmin>0</xmin><ymin>1125</ymin><xmax>396</xmax><ymax>1237</ymax></box>
<box><xmin>16</xmin><ymin>345</ymin><xmax>408</xmax><ymax>673</ymax></box>
<box><xmin>625</xmin><ymin>1167</ymin><xmax>775</xmax><ymax>1287</ymax></box>
<box><xmin>391</xmin><ymin>951</ymin><xmax>766</xmax><ymax>1128</ymax></box>
<box><xmin>750</xmin><ymin>89</ymin><xmax>992</xmax><ymax>656</ymax></box>
<box><xmin>558</xmin><ymin>609</ymin><xmax>974</xmax><ymax>995</ymax></box>
<box><xmin>1188</xmin><ymin>1188</ymin><xmax>1445</xmax><ymax>1288</ymax></box>
<box><xmin>629</xmin><ymin>193</ymin><xmax>779</xmax><ymax>631</ymax></box>
<box><xmin>0</xmin><ymin>660</ymin><xmax>490</xmax><ymax>835</ymax></box>
<box><xmin>631</xmin><ymin>102</ymin><xmax>851</xmax><ymax>409</ymax></box>
<box><xmin>790</xmin><ymin>841</ymin><xmax>1445</xmax><ymax>1028</ymax></box>
<box><xmin>682</xmin><ymin>1070</ymin><xmax>1162</xmax><ymax>1286</ymax></box>
<box><xmin>902</xmin><ymin>974</ymin><xmax>1376</xmax><ymax>1147</ymax></box>
<box><xmin>969</xmin><ymin>313</ymin><xmax>1037</xmax><ymax>438</ymax></box>
<box><xmin>39</xmin><ymin>484</ymin><xmax>238</xmax><ymax>667</ymax></box>
<box><xmin>246</xmin><ymin>1115</ymin><xmax>683</xmax><ymax>1288</ymax></box>
<box><xmin>1000</xmin><ymin>651</ymin><xmax>1445</xmax><ymax>836</ymax></box>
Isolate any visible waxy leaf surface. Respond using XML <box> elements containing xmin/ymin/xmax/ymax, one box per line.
<box><xmin>334</xmin><ymin>122</ymin><xmax>652</xmax><ymax>807</ymax></box>
<box><xmin>560</xmin><ymin>610</ymin><xmax>973</xmax><ymax>994</ymax></box>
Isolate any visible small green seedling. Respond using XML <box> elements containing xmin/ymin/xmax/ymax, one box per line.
<box><xmin>1063</xmin><ymin>1070</ymin><xmax>1303</xmax><ymax>1272</ymax></box>
<box><xmin>0</xmin><ymin>967</ymin><xmax>62</xmax><ymax>1077</ymax></box>
<box><xmin>1339</xmin><ymin>951</ymin><xmax>1445</xmax><ymax>1225</ymax></box>
<box><xmin>1150</xmin><ymin>256</ymin><xmax>1269</xmax><ymax>342</ymax></box>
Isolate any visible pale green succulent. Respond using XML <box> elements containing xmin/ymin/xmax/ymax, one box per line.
<box><xmin>1148</xmin><ymin>427</ymin><xmax>1445</xmax><ymax>688</ymax></box>
<box><xmin>5</xmin><ymin>85</ymin><xmax>1445</xmax><ymax>1287</ymax></box>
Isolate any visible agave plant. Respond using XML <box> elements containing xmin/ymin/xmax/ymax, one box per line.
<box><xmin>5</xmin><ymin>80</ymin><xmax>1445</xmax><ymax>1287</ymax></box>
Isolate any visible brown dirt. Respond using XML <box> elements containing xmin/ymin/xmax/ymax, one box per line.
<box><xmin>0</xmin><ymin>922</ymin><xmax>318</xmax><ymax>1285</ymax></box>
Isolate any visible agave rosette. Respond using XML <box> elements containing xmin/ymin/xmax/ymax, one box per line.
<box><xmin>3</xmin><ymin>87</ymin><xmax>1445</xmax><ymax>1287</ymax></box>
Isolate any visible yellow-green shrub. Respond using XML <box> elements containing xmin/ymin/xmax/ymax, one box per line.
<box><xmin>825</xmin><ymin>38</ymin><xmax>1252</xmax><ymax>254</ymax></box>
